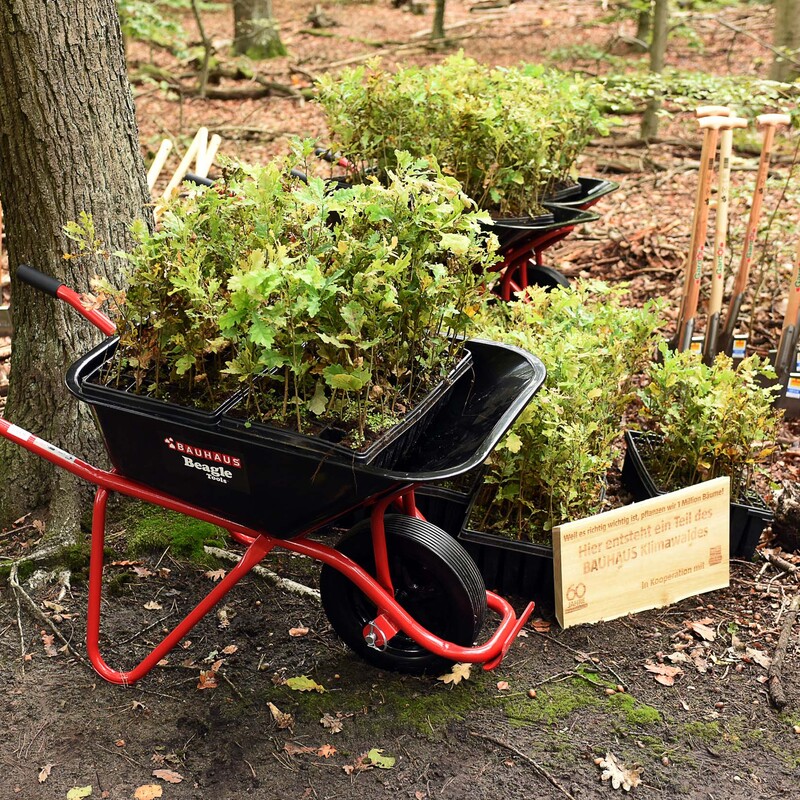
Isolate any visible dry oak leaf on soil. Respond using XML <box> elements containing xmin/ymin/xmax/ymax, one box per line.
<box><xmin>152</xmin><ymin>768</ymin><xmax>184</xmax><ymax>784</ymax></box>
<box><xmin>596</xmin><ymin>752</ymin><xmax>642</xmax><ymax>791</ymax></box>
<box><xmin>320</xmin><ymin>712</ymin><xmax>345</xmax><ymax>733</ymax></box>
<box><xmin>644</xmin><ymin>660</ymin><xmax>683</xmax><ymax>686</ymax></box>
<box><xmin>685</xmin><ymin>619</ymin><xmax>716</xmax><ymax>641</ymax></box>
<box><xmin>134</xmin><ymin>786</ymin><xmax>163</xmax><ymax>800</ymax></box>
<box><xmin>268</xmin><ymin>701</ymin><xmax>294</xmax><ymax>729</ymax></box>
<box><xmin>438</xmin><ymin>662</ymin><xmax>471</xmax><ymax>685</ymax></box>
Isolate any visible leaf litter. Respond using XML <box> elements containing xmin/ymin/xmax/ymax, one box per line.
<box><xmin>596</xmin><ymin>752</ymin><xmax>642</xmax><ymax>791</ymax></box>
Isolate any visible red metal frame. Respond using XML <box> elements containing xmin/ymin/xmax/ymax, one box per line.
<box><xmin>0</xmin><ymin>416</ymin><xmax>534</xmax><ymax>684</ymax></box>
<box><xmin>488</xmin><ymin>194</ymin><xmax>607</xmax><ymax>301</ymax></box>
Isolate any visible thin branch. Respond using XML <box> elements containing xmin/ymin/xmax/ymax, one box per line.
<box><xmin>705</xmin><ymin>14</ymin><xmax>800</xmax><ymax>67</ymax></box>
<box><xmin>204</xmin><ymin>546</ymin><xmax>320</xmax><ymax>601</ymax></box>
<box><xmin>8</xmin><ymin>563</ymin><xmax>89</xmax><ymax>668</ymax></box>
<box><xmin>469</xmin><ymin>731</ymin><xmax>577</xmax><ymax>800</ymax></box>
<box><xmin>189</xmin><ymin>0</ymin><xmax>212</xmax><ymax>97</ymax></box>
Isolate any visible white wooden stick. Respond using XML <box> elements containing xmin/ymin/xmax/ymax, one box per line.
<box><xmin>146</xmin><ymin>139</ymin><xmax>173</xmax><ymax>192</ymax></box>
<box><xmin>161</xmin><ymin>128</ymin><xmax>208</xmax><ymax>200</ymax></box>
<box><xmin>193</xmin><ymin>127</ymin><xmax>208</xmax><ymax>174</ymax></box>
<box><xmin>196</xmin><ymin>134</ymin><xmax>222</xmax><ymax>178</ymax></box>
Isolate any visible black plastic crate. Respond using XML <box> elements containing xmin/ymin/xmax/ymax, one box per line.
<box><xmin>622</xmin><ymin>430</ymin><xmax>773</xmax><ymax>559</ymax></box>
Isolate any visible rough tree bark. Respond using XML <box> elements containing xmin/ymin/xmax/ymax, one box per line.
<box><xmin>770</xmin><ymin>0</ymin><xmax>799</xmax><ymax>83</ymax></box>
<box><xmin>232</xmin><ymin>0</ymin><xmax>286</xmax><ymax>59</ymax></box>
<box><xmin>0</xmin><ymin>0</ymin><xmax>151</xmax><ymax>547</ymax></box>
<box><xmin>640</xmin><ymin>0</ymin><xmax>668</xmax><ymax>142</ymax></box>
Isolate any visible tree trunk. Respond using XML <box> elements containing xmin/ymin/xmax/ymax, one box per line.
<box><xmin>771</xmin><ymin>0</ymin><xmax>799</xmax><ymax>82</ymax></box>
<box><xmin>640</xmin><ymin>0</ymin><xmax>668</xmax><ymax>142</ymax></box>
<box><xmin>633</xmin><ymin>5</ymin><xmax>651</xmax><ymax>52</ymax></box>
<box><xmin>431</xmin><ymin>0</ymin><xmax>446</xmax><ymax>41</ymax></box>
<box><xmin>232</xmin><ymin>0</ymin><xmax>286</xmax><ymax>59</ymax></box>
<box><xmin>0</xmin><ymin>0</ymin><xmax>151</xmax><ymax>547</ymax></box>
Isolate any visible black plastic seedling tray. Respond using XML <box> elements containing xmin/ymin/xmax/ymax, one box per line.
<box><xmin>621</xmin><ymin>430</ymin><xmax>773</xmax><ymax>559</ymax></box>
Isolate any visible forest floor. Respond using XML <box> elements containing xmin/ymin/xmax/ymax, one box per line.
<box><xmin>1</xmin><ymin>1</ymin><xmax>800</xmax><ymax>798</ymax></box>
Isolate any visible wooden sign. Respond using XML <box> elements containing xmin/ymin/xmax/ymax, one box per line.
<box><xmin>553</xmin><ymin>478</ymin><xmax>730</xmax><ymax>628</ymax></box>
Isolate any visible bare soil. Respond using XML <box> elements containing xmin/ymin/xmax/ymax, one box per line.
<box><xmin>2</xmin><ymin>2</ymin><xmax>800</xmax><ymax>799</ymax></box>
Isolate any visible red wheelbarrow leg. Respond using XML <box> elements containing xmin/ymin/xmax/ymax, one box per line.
<box><xmin>86</xmin><ymin>486</ymin><xmax>275</xmax><ymax>685</ymax></box>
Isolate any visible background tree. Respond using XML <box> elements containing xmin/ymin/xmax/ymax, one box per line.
<box><xmin>0</xmin><ymin>0</ymin><xmax>151</xmax><ymax>548</ymax></box>
<box><xmin>771</xmin><ymin>0</ymin><xmax>799</xmax><ymax>82</ymax></box>
<box><xmin>232</xmin><ymin>0</ymin><xmax>286</xmax><ymax>59</ymax></box>
<box><xmin>432</xmin><ymin>0</ymin><xmax>446</xmax><ymax>41</ymax></box>
<box><xmin>640</xmin><ymin>0</ymin><xmax>668</xmax><ymax>141</ymax></box>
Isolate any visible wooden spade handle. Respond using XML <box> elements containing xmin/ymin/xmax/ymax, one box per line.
<box><xmin>696</xmin><ymin>105</ymin><xmax>730</xmax><ymax>118</ymax></box>
<box><xmin>757</xmin><ymin>113</ymin><xmax>792</xmax><ymax>129</ymax></box>
<box><xmin>698</xmin><ymin>115</ymin><xmax>735</xmax><ymax>130</ymax></box>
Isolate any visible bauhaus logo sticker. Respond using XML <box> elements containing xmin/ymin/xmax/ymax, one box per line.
<box><xmin>163</xmin><ymin>437</ymin><xmax>249</xmax><ymax>492</ymax></box>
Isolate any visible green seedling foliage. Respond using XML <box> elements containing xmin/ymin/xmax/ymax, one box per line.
<box><xmin>317</xmin><ymin>54</ymin><xmax>610</xmax><ymax>217</ymax></box>
<box><xmin>117</xmin><ymin>1</ymin><xmax>191</xmax><ymax>56</ymax></box>
<box><xmin>637</xmin><ymin>345</ymin><xmax>782</xmax><ymax>499</ymax></box>
<box><xmin>92</xmin><ymin>144</ymin><xmax>494</xmax><ymax>444</ymax></box>
<box><xmin>472</xmin><ymin>281</ymin><xmax>663</xmax><ymax>542</ymax></box>
<box><xmin>599</xmin><ymin>67</ymin><xmax>800</xmax><ymax>123</ymax></box>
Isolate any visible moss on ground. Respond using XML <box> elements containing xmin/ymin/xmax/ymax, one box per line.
<box><xmin>608</xmin><ymin>690</ymin><xmax>662</xmax><ymax>726</ymax></box>
<box><xmin>125</xmin><ymin>504</ymin><xmax>227</xmax><ymax>564</ymax></box>
<box><xmin>502</xmin><ymin>667</ymin><xmax>662</xmax><ymax>732</ymax></box>
<box><xmin>273</xmin><ymin>666</ymin><xmax>488</xmax><ymax>737</ymax></box>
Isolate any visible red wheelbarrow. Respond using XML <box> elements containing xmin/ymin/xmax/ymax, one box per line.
<box><xmin>2</xmin><ymin>265</ymin><xmax>546</xmax><ymax>684</ymax></box>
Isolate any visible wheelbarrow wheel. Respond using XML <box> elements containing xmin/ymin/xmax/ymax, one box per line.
<box><xmin>320</xmin><ymin>514</ymin><xmax>487</xmax><ymax>673</ymax></box>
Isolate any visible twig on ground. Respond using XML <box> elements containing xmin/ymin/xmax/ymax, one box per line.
<box><xmin>8</xmin><ymin>562</ymin><xmax>89</xmax><ymax>668</ymax></box>
<box><xmin>762</xmin><ymin>551</ymin><xmax>799</xmax><ymax>576</ymax></box>
<box><xmin>469</xmin><ymin>731</ymin><xmax>576</xmax><ymax>800</ymax></box>
<box><xmin>530</xmin><ymin>629</ymin><xmax>627</xmax><ymax>689</ymax></box>
<box><xmin>767</xmin><ymin>594</ymin><xmax>799</xmax><ymax>710</ymax></box>
<box><xmin>203</xmin><ymin>545</ymin><xmax>320</xmax><ymax>601</ymax></box>
<box><xmin>221</xmin><ymin>670</ymin><xmax>244</xmax><ymax>700</ymax></box>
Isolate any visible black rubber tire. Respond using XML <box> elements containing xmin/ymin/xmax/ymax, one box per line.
<box><xmin>320</xmin><ymin>514</ymin><xmax>487</xmax><ymax>673</ymax></box>
<box><xmin>527</xmin><ymin>264</ymin><xmax>570</xmax><ymax>290</ymax></box>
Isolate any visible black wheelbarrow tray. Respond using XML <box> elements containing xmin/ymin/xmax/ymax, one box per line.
<box><xmin>3</xmin><ymin>265</ymin><xmax>546</xmax><ymax>684</ymax></box>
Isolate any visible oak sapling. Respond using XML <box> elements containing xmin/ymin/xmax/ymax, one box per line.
<box><xmin>85</xmin><ymin>143</ymin><xmax>496</xmax><ymax>447</ymax></box>
<box><xmin>317</xmin><ymin>54</ymin><xmax>609</xmax><ymax>218</ymax></box>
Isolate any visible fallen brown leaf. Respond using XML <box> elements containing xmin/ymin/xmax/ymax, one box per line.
<box><xmin>437</xmin><ymin>662</ymin><xmax>471</xmax><ymax>685</ymax></box>
<box><xmin>686</xmin><ymin>620</ymin><xmax>716</xmax><ymax>641</ymax></box>
<box><xmin>268</xmin><ymin>701</ymin><xmax>294</xmax><ymax>729</ymax></box>
<box><xmin>284</xmin><ymin>742</ymin><xmax>315</xmax><ymax>755</ymax></box>
<box><xmin>197</xmin><ymin>670</ymin><xmax>218</xmax><ymax>690</ymax></box>
<box><xmin>205</xmin><ymin>569</ymin><xmax>225</xmax><ymax>582</ymax></box>
<box><xmin>597</xmin><ymin>751</ymin><xmax>642</xmax><ymax>791</ymax></box>
<box><xmin>152</xmin><ymin>769</ymin><xmax>183</xmax><ymax>784</ymax></box>
<box><xmin>38</xmin><ymin>763</ymin><xmax>54</xmax><ymax>783</ymax></box>
<box><xmin>133</xmin><ymin>566</ymin><xmax>153</xmax><ymax>579</ymax></box>
<box><xmin>134</xmin><ymin>786</ymin><xmax>162</xmax><ymax>800</ymax></box>
<box><xmin>222</xmin><ymin>644</ymin><xmax>238</xmax><ymax>655</ymax></box>
<box><xmin>317</xmin><ymin>744</ymin><xmax>336</xmax><ymax>758</ymax></box>
<box><xmin>320</xmin><ymin>712</ymin><xmax>344</xmax><ymax>733</ymax></box>
<box><xmin>644</xmin><ymin>661</ymin><xmax>683</xmax><ymax>686</ymax></box>
<box><xmin>143</xmin><ymin>600</ymin><xmax>162</xmax><ymax>611</ymax></box>
<box><xmin>40</xmin><ymin>631</ymin><xmax>58</xmax><ymax>658</ymax></box>
<box><xmin>289</xmin><ymin>626</ymin><xmax>310</xmax><ymax>637</ymax></box>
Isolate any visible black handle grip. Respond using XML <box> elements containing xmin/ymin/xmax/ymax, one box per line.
<box><xmin>289</xmin><ymin>167</ymin><xmax>309</xmax><ymax>184</ymax></box>
<box><xmin>314</xmin><ymin>146</ymin><xmax>336</xmax><ymax>163</ymax></box>
<box><xmin>17</xmin><ymin>264</ymin><xmax>63</xmax><ymax>297</ymax></box>
<box><xmin>184</xmin><ymin>172</ymin><xmax>214</xmax><ymax>187</ymax></box>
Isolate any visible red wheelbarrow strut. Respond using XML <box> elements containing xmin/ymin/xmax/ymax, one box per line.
<box><xmin>0</xmin><ymin>417</ymin><xmax>534</xmax><ymax>684</ymax></box>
